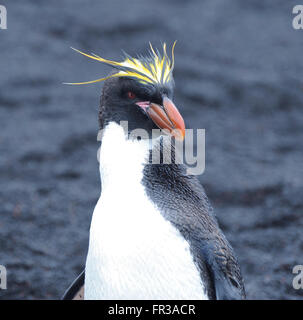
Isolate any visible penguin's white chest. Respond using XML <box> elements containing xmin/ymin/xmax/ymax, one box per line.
<box><xmin>84</xmin><ymin>122</ymin><xmax>208</xmax><ymax>300</ymax></box>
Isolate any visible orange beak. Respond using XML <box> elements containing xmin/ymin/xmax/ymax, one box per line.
<box><xmin>146</xmin><ymin>97</ymin><xmax>185</xmax><ymax>141</ymax></box>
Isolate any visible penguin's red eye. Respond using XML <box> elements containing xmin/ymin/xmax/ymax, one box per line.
<box><xmin>127</xmin><ymin>91</ymin><xmax>136</xmax><ymax>99</ymax></box>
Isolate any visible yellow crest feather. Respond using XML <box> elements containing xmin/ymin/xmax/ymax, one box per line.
<box><xmin>65</xmin><ymin>42</ymin><xmax>177</xmax><ymax>86</ymax></box>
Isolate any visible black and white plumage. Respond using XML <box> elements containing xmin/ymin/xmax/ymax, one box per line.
<box><xmin>63</xmin><ymin>44</ymin><xmax>245</xmax><ymax>300</ymax></box>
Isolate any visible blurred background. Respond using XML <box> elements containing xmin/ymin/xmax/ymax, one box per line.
<box><xmin>0</xmin><ymin>0</ymin><xmax>303</xmax><ymax>299</ymax></box>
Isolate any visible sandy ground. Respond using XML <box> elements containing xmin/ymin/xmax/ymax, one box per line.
<box><xmin>0</xmin><ymin>0</ymin><xmax>303</xmax><ymax>299</ymax></box>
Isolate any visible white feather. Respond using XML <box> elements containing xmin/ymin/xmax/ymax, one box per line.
<box><xmin>85</xmin><ymin>122</ymin><xmax>208</xmax><ymax>300</ymax></box>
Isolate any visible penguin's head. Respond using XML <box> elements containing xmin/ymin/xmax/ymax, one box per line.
<box><xmin>68</xmin><ymin>43</ymin><xmax>185</xmax><ymax>141</ymax></box>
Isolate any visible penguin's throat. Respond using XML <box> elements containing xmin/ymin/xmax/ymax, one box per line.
<box><xmin>99</xmin><ymin>122</ymin><xmax>153</xmax><ymax>188</ymax></box>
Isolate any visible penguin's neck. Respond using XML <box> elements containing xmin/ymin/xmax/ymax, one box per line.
<box><xmin>99</xmin><ymin>121</ymin><xmax>152</xmax><ymax>190</ymax></box>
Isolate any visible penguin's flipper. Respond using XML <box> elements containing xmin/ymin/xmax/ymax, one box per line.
<box><xmin>202</xmin><ymin>240</ymin><xmax>246</xmax><ymax>300</ymax></box>
<box><xmin>62</xmin><ymin>269</ymin><xmax>85</xmax><ymax>300</ymax></box>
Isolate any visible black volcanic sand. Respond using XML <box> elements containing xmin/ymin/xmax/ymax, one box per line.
<box><xmin>0</xmin><ymin>0</ymin><xmax>303</xmax><ymax>299</ymax></box>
